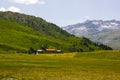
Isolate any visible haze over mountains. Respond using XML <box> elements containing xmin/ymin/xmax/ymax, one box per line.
<box><xmin>63</xmin><ymin>20</ymin><xmax>120</xmax><ymax>50</ymax></box>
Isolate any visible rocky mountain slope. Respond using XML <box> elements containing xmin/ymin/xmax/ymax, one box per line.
<box><xmin>63</xmin><ymin>20</ymin><xmax>120</xmax><ymax>49</ymax></box>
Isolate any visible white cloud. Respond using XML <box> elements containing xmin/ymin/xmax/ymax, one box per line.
<box><xmin>0</xmin><ymin>7</ymin><xmax>6</xmax><ymax>12</ymax></box>
<box><xmin>11</xmin><ymin>0</ymin><xmax>45</xmax><ymax>5</ymax></box>
<box><xmin>8</xmin><ymin>6</ymin><xmax>21</xmax><ymax>12</ymax></box>
<box><xmin>0</xmin><ymin>6</ymin><xmax>21</xmax><ymax>12</ymax></box>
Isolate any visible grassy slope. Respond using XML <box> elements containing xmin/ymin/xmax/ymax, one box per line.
<box><xmin>0</xmin><ymin>18</ymin><xmax>110</xmax><ymax>53</ymax></box>
<box><xmin>0</xmin><ymin>19</ymin><xmax>71</xmax><ymax>52</ymax></box>
<box><xmin>0</xmin><ymin>50</ymin><xmax>120</xmax><ymax>80</ymax></box>
<box><xmin>0</xmin><ymin>11</ymin><xmax>113</xmax><ymax>53</ymax></box>
<box><xmin>0</xmin><ymin>11</ymin><xmax>71</xmax><ymax>40</ymax></box>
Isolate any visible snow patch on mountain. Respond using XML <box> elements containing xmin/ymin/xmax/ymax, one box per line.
<box><xmin>92</xmin><ymin>21</ymin><xmax>99</xmax><ymax>25</ymax></box>
<box><xmin>110</xmin><ymin>22</ymin><xmax>118</xmax><ymax>26</ymax></box>
<box><xmin>78</xmin><ymin>27</ymin><xmax>87</xmax><ymax>31</ymax></box>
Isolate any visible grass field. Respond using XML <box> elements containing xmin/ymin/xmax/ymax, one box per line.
<box><xmin>0</xmin><ymin>50</ymin><xmax>120</xmax><ymax>80</ymax></box>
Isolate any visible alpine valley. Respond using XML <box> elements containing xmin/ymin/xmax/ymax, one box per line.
<box><xmin>63</xmin><ymin>20</ymin><xmax>120</xmax><ymax>49</ymax></box>
<box><xmin>0</xmin><ymin>11</ymin><xmax>112</xmax><ymax>53</ymax></box>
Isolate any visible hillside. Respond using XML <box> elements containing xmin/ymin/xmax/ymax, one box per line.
<box><xmin>63</xmin><ymin>20</ymin><xmax>120</xmax><ymax>50</ymax></box>
<box><xmin>0</xmin><ymin>12</ymin><xmax>112</xmax><ymax>52</ymax></box>
<box><xmin>0</xmin><ymin>18</ymin><xmax>70</xmax><ymax>52</ymax></box>
<box><xmin>0</xmin><ymin>11</ymin><xmax>70</xmax><ymax>40</ymax></box>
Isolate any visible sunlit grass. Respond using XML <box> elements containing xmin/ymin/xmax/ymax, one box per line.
<box><xmin>0</xmin><ymin>50</ymin><xmax>120</xmax><ymax>80</ymax></box>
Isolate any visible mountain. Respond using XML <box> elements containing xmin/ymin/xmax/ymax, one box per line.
<box><xmin>0</xmin><ymin>11</ymin><xmax>112</xmax><ymax>53</ymax></box>
<box><xmin>63</xmin><ymin>20</ymin><xmax>120</xmax><ymax>49</ymax></box>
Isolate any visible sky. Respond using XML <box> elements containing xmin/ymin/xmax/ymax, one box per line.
<box><xmin>0</xmin><ymin>0</ymin><xmax>120</xmax><ymax>27</ymax></box>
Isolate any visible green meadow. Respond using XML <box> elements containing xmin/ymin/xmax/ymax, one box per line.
<box><xmin>0</xmin><ymin>12</ymin><xmax>112</xmax><ymax>53</ymax></box>
<box><xmin>0</xmin><ymin>50</ymin><xmax>120</xmax><ymax>80</ymax></box>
